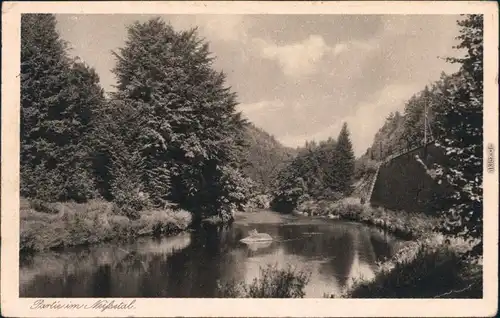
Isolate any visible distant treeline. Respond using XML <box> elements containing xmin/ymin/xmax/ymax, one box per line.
<box><xmin>360</xmin><ymin>72</ymin><xmax>465</xmax><ymax>162</ymax></box>
<box><xmin>271</xmin><ymin>123</ymin><xmax>356</xmax><ymax>213</ymax></box>
<box><xmin>241</xmin><ymin>124</ymin><xmax>297</xmax><ymax>193</ymax></box>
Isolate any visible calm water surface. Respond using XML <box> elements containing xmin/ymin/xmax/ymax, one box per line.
<box><xmin>20</xmin><ymin>211</ymin><xmax>404</xmax><ymax>298</ymax></box>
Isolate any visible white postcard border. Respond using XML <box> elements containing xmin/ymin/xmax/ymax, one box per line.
<box><xmin>2</xmin><ymin>1</ymin><xmax>498</xmax><ymax>317</ymax></box>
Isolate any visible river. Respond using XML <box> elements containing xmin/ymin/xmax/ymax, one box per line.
<box><xmin>19</xmin><ymin>210</ymin><xmax>405</xmax><ymax>298</ymax></box>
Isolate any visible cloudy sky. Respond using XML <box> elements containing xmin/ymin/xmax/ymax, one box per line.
<box><xmin>55</xmin><ymin>14</ymin><xmax>462</xmax><ymax>156</ymax></box>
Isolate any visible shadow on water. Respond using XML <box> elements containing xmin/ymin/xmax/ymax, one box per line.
<box><xmin>19</xmin><ymin>212</ymin><xmax>403</xmax><ymax>298</ymax></box>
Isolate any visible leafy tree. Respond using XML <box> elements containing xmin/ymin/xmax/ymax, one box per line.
<box><xmin>315</xmin><ymin>138</ymin><xmax>338</xmax><ymax>194</ymax></box>
<box><xmin>66</xmin><ymin>61</ymin><xmax>107</xmax><ymax>200</ymax></box>
<box><xmin>110</xmin><ymin>18</ymin><xmax>250</xmax><ymax>221</ymax></box>
<box><xmin>354</xmin><ymin>156</ymin><xmax>378</xmax><ymax>180</ymax></box>
<box><xmin>403</xmin><ymin>94</ymin><xmax>426</xmax><ymax>148</ymax></box>
<box><xmin>432</xmin><ymin>14</ymin><xmax>483</xmax><ymax>256</ymax></box>
<box><xmin>271</xmin><ymin>173</ymin><xmax>309</xmax><ymax>213</ymax></box>
<box><xmin>92</xmin><ymin>99</ymin><xmax>153</xmax><ymax>218</ymax></box>
<box><xmin>20</xmin><ymin>14</ymin><xmax>104</xmax><ymax>202</ymax></box>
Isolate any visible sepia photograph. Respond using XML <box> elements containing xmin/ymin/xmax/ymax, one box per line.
<box><xmin>1</xmin><ymin>1</ymin><xmax>498</xmax><ymax>317</ymax></box>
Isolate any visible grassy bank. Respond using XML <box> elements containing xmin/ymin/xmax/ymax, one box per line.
<box><xmin>295</xmin><ymin>197</ymin><xmax>439</xmax><ymax>239</ymax></box>
<box><xmin>291</xmin><ymin>197</ymin><xmax>482</xmax><ymax>299</ymax></box>
<box><xmin>20</xmin><ymin>198</ymin><xmax>192</xmax><ymax>253</ymax></box>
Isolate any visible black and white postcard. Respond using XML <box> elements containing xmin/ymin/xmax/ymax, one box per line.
<box><xmin>1</xmin><ymin>1</ymin><xmax>498</xmax><ymax>317</ymax></box>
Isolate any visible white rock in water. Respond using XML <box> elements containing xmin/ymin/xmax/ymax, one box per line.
<box><xmin>245</xmin><ymin>241</ymin><xmax>272</xmax><ymax>251</ymax></box>
<box><xmin>240</xmin><ymin>230</ymin><xmax>273</xmax><ymax>243</ymax></box>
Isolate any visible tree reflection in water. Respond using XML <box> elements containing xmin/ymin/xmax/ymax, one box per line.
<box><xmin>20</xmin><ymin>218</ymin><xmax>402</xmax><ymax>298</ymax></box>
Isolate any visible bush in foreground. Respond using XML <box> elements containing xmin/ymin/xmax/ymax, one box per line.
<box><xmin>350</xmin><ymin>247</ymin><xmax>481</xmax><ymax>298</ymax></box>
<box><xmin>327</xmin><ymin>236</ymin><xmax>481</xmax><ymax>298</ymax></box>
<box><xmin>217</xmin><ymin>264</ymin><xmax>311</xmax><ymax>298</ymax></box>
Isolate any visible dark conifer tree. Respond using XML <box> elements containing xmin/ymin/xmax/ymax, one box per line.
<box><xmin>334</xmin><ymin>123</ymin><xmax>355</xmax><ymax>194</ymax></box>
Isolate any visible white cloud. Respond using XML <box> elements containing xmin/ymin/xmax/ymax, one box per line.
<box><xmin>254</xmin><ymin>35</ymin><xmax>376</xmax><ymax>78</ymax></box>
<box><xmin>199</xmin><ymin>15</ymin><xmax>247</xmax><ymax>42</ymax></box>
<box><xmin>333</xmin><ymin>40</ymin><xmax>375</xmax><ymax>55</ymax></box>
<box><xmin>332</xmin><ymin>43</ymin><xmax>348</xmax><ymax>55</ymax></box>
<box><xmin>254</xmin><ymin>35</ymin><xmax>331</xmax><ymax>77</ymax></box>
<box><xmin>351</xmin><ymin>40</ymin><xmax>377</xmax><ymax>52</ymax></box>
<box><xmin>277</xmin><ymin>83</ymin><xmax>421</xmax><ymax>155</ymax></box>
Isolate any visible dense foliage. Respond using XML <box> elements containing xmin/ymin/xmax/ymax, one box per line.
<box><xmin>341</xmin><ymin>241</ymin><xmax>481</xmax><ymax>298</ymax></box>
<box><xmin>103</xmin><ymin>18</ymin><xmax>253</xmax><ymax>221</ymax></box>
<box><xmin>20</xmin><ymin>15</ymin><xmax>260</xmax><ymax>224</ymax></box>
<box><xmin>335</xmin><ymin>123</ymin><xmax>356</xmax><ymax>194</ymax></box>
<box><xmin>21</xmin><ymin>14</ymin><xmax>105</xmax><ymax>202</ymax></box>
<box><xmin>432</xmin><ymin>15</ymin><xmax>483</xmax><ymax>256</ymax></box>
<box><xmin>270</xmin><ymin>124</ymin><xmax>355</xmax><ymax>213</ymax></box>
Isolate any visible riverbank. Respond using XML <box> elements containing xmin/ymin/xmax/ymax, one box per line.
<box><xmin>296</xmin><ymin>198</ymin><xmax>482</xmax><ymax>298</ymax></box>
<box><xmin>20</xmin><ymin>193</ymin><xmax>272</xmax><ymax>253</ymax></box>
<box><xmin>294</xmin><ymin>197</ymin><xmax>439</xmax><ymax>239</ymax></box>
<box><xmin>20</xmin><ymin>198</ymin><xmax>192</xmax><ymax>253</ymax></box>
<box><xmin>287</xmin><ymin>197</ymin><xmax>482</xmax><ymax>298</ymax></box>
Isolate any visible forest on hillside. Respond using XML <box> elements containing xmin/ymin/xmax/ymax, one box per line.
<box><xmin>359</xmin><ymin>71</ymin><xmax>464</xmax><ymax>163</ymax></box>
<box><xmin>270</xmin><ymin>123</ymin><xmax>356</xmax><ymax>213</ymax></box>
<box><xmin>241</xmin><ymin>124</ymin><xmax>297</xmax><ymax>193</ymax></box>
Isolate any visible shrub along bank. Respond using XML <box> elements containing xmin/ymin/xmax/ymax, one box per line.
<box><xmin>20</xmin><ymin>192</ymin><xmax>271</xmax><ymax>253</ymax></box>
<box><xmin>20</xmin><ymin>198</ymin><xmax>192</xmax><ymax>253</ymax></box>
<box><xmin>294</xmin><ymin>197</ymin><xmax>439</xmax><ymax>240</ymax></box>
